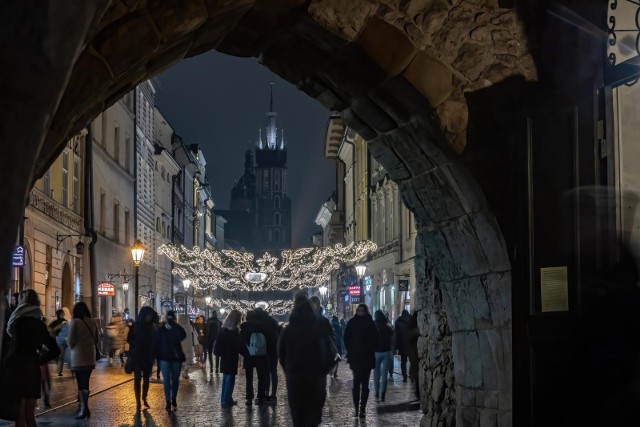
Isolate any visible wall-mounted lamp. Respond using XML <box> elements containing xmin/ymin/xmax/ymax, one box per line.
<box><xmin>56</xmin><ymin>233</ymin><xmax>85</xmax><ymax>255</ymax></box>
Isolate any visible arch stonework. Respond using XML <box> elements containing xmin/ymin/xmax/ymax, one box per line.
<box><xmin>0</xmin><ymin>1</ymin><xmax>538</xmax><ymax>425</ymax></box>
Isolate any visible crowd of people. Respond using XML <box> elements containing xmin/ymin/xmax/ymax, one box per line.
<box><xmin>1</xmin><ymin>289</ymin><xmax>421</xmax><ymax>427</ymax></box>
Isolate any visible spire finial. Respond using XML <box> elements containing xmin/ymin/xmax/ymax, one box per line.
<box><xmin>269</xmin><ymin>82</ymin><xmax>274</xmax><ymax>113</ymax></box>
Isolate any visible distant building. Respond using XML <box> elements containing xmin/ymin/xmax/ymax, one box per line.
<box><xmin>217</xmin><ymin>85</ymin><xmax>292</xmax><ymax>253</ymax></box>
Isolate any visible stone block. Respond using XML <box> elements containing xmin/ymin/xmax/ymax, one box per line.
<box><xmin>482</xmin><ymin>272</ymin><xmax>511</xmax><ymax>328</ymax></box>
<box><xmin>460</xmin><ymin>387</ymin><xmax>475</xmax><ymax>406</ymax></box>
<box><xmin>440</xmin><ymin>216</ymin><xmax>490</xmax><ymax>277</ymax></box>
<box><xmin>477</xmin><ymin>328</ymin><xmax>502</xmax><ymax>389</ymax></box>
<box><xmin>438</xmin><ymin>163</ymin><xmax>487</xmax><ymax>215</ymax></box>
<box><xmin>470</xmin><ymin>211</ymin><xmax>510</xmax><ymax>272</ymax></box>
<box><xmin>422</xmin><ymin>228</ymin><xmax>464</xmax><ymax>282</ymax></box>
<box><xmin>498</xmin><ymin>388</ymin><xmax>512</xmax><ymax>411</ymax></box>
<box><xmin>356</xmin><ymin>16</ymin><xmax>417</xmax><ymax>76</ymax></box>
<box><xmin>460</xmin><ymin>406</ymin><xmax>479</xmax><ymax>427</ymax></box>
<box><xmin>341</xmin><ymin>108</ymin><xmax>377</xmax><ymax>140</ymax></box>
<box><xmin>404</xmin><ymin>51</ymin><xmax>456</xmax><ymax>108</ymax></box>
<box><xmin>452</xmin><ymin>331</ymin><xmax>482</xmax><ymax>388</ymax></box>
<box><xmin>147</xmin><ymin>0</ymin><xmax>208</xmax><ymax>41</ymax></box>
<box><xmin>308</xmin><ymin>0</ymin><xmax>376</xmax><ymax>42</ymax></box>
<box><xmin>412</xmin><ymin>170</ymin><xmax>466</xmax><ymax>224</ymax></box>
<box><xmin>383</xmin><ymin>124</ymin><xmax>437</xmax><ymax>177</ymax></box>
<box><xmin>499</xmin><ymin>326</ymin><xmax>512</xmax><ymax>392</ymax></box>
<box><xmin>368</xmin><ymin>138</ymin><xmax>411</xmax><ymax>182</ymax></box>
<box><xmin>441</xmin><ymin>276</ymin><xmax>492</xmax><ymax>332</ymax></box>
<box><xmin>369</xmin><ymin>76</ymin><xmax>433</xmax><ymax>126</ymax></box>
<box><xmin>476</xmin><ymin>389</ymin><xmax>498</xmax><ymax>409</ymax></box>
<box><xmin>498</xmin><ymin>411</ymin><xmax>513</xmax><ymax>427</ymax></box>
<box><xmin>479</xmin><ymin>408</ymin><xmax>498</xmax><ymax>427</ymax></box>
<box><xmin>350</xmin><ymin>96</ymin><xmax>397</xmax><ymax>133</ymax></box>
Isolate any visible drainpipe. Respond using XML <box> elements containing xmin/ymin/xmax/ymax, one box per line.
<box><xmin>84</xmin><ymin>124</ymin><xmax>99</xmax><ymax>316</ymax></box>
<box><xmin>171</xmin><ymin>171</ymin><xmax>179</xmax><ymax>311</ymax></box>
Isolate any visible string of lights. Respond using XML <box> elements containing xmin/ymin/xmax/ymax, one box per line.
<box><xmin>158</xmin><ymin>241</ymin><xmax>376</xmax><ymax>291</ymax></box>
<box><xmin>209</xmin><ymin>298</ymin><xmax>294</xmax><ymax>316</ymax></box>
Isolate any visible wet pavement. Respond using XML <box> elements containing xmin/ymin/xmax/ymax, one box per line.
<box><xmin>3</xmin><ymin>356</ymin><xmax>422</xmax><ymax>426</ymax></box>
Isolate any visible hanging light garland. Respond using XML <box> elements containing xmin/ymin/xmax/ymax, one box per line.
<box><xmin>210</xmin><ymin>298</ymin><xmax>294</xmax><ymax>316</ymax></box>
<box><xmin>158</xmin><ymin>241</ymin><xmax>376</xmax><ymax>291</ymax></box>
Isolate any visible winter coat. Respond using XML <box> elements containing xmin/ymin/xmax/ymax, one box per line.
<box><xmin>67</xmin><ymin>317</ymin><xmax>98</xmax><ymax>369</ymax></box>
<box><xmin>205</xmin><ymin>317</ymin><xmax>221</xmax><ymax>349</ymax></box>
<box><xmin>344</xmin><ymin>314</ymin><xmax>378</xmax><ymax>371</ymax></box>
<box><xmin>278</xmin><ymin>299</ymin><xmax>328</xmax><ymax>426</ymax></box>
<box><xmin>256</xmin><ymin>310</ymin><xmax>280</xmax><ymax>359</ymax></box>
<box><xmin>155</xmin><ymin>321</ymin><xmax>187</xmax><ymax>362</ymax></box>
<box><xmin>406</xmin><ymin>319</ymin><xmax>420</xmax><ymax>380</ymax></box>
<box><xmin>394</xmin><ymin>313</ymin><xmax>411</xmax><ymax>355</ymax></box>
<box><xmin>106</xmin><ymin>314</ymin><xmax>126</xmax><ymax>352</ymax></box>
<box><xmin>54</xmin><ymin>321</ymin><xmax>70</xmax><ymax>346</ymax></box>
<box><xmin>238</xmin><ymin>321</ymin><xmax>268</xmax><ymax>361</ymax></box>
<box><xmin>330</xmin><ymin>319</ymin><xmax>344</xmax><ymax>355</ymax></box>
<box><xmin>375</xmin><ymin>321</ymin><xmax>394</xmax><ymax>352</ymax></box>
<box><xmin>127</xmin><ymin>322</ymin><xmax>156</xmax><ymax>371</ymax></box>
<box><xmin>2</xmin><ymin>317</ymin><xmax>59</xmax><ymax>399</ymax></box>
<box><xmin>177</xmin><ymin>315</ymin><xmax>195</xmax><ymax>363</ymax></box>
<box><xmin>213</xmin><ymin>328</ymin><xmax>240</xmax><ymax>375</ymax></box>
<box><xmin>194</xmin><ymin>321</ymin><xmax>206</xmax><ymax>346</ymax></box>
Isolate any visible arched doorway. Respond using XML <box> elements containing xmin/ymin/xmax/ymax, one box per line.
<box><xmin>61</xmin><ymin>262</ymin><xmax>73</xmax><ymax>311</ymax></box>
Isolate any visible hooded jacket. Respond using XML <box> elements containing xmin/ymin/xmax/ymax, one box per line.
<box><xmin>344</xmin><ymin>314</ymin><xmax>378</xmax><ymax>371</ymax></box>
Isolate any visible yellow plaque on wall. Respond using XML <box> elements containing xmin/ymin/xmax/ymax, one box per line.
<box><xmin>540</xmin><ymin>266</ymin><xmax>569</xmax><ymax>312</ymax></box>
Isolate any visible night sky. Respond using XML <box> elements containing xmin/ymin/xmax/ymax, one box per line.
<box><xmin>155</xmin><ymin>51</ymin><xmax>335</xmax><ymax>248</ymax></box>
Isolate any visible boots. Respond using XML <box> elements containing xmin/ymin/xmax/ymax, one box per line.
<box><xmin>142</xmin><ymin>381</ymin><xmax>150</xmax><ymax>408</ymax></box>
<box><xmin>352</xmin><ymin>388</ymin><xmax>360</xmax><ymax>417</ymax></box>
<box><xmin>74</xmin><ymin>390</ymin><xmax>90</xmax><ymax>419</ymax></box>
<box><xmin>359</xmin><ymin>388</ymin><xmax>369</xmax><ymax>418</ymax></box>
<box><xmin>381</xmin><ymin>392</ymin><xmax>386</xmax><ymax>402</ymax></box>
<box><xmin>134</xmin><ymin>381</ymin><xmax>141</xmax><ymax>410</ymax></box>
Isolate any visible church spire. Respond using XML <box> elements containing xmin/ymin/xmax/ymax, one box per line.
<box><xmin>257</xmin><ymin>83</ymin><xmax>285</xmax><ymax>151</ymax></box>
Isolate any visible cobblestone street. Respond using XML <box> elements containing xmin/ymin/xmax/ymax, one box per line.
<box><xmin>16</xmin><ymin>357</ymin><xmax>422</xmax><ymax>426</ymax></box>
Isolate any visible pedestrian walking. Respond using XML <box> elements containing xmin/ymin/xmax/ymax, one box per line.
<box><xmin>213</xmin><ymin>309</ymin><xmax>242</xmax><ymax>409</ymax></box>
<box><xmin>2</xmin><ymin>289</ymin><xmax>59</xmax><ymax>426</ymax></box>
<box><xmin>156</xmin><ymin>311</ymin><xmax>187</xmax><ymax>411</ymax></box>
<box><xmin>344</xmin><ymin>303</ymin><xmax>378</xmax><ymax>418</ymax></box>
<box><xmin>373</xmin><ymin>310</ymin><xmax>394</xmax><ymax>402</ymax></box>
<box><xmin>239</xmin><ymin>310</ymin><xmax>269</xmax><ymax>406</ymax></box>
<box><xmin>279</xmin><ymin>295</ymin><xmax>331</xmax><ymax>427</ymax></box>
<box><xmin>406</xmin><ymin>311</ymin><xmax>420</xmax><ymax>401</ymax></box>
<box><xmin>106</xmin><ymin>313</ymin><xmax>126</xmax><ymax>367</ymax></box>
<box><xmin>127</xmin><ymin>306</ymin><xmax>159</xmax><ymax>411</ymax></box>
<box><xmin>330</xmin><ymin>316</ymin><xmax>344</xmax><ymax>378</ymax></box>
<box><xmin>255</xmin><ymin>307</ymin><xmax>280</xmax><ymax>401</ymax></box>
<box><xmin>67</xmin><ymin>301</ymin><xmax>98</xmax><ymax>420</ymax></box>
<box><xmin>177</xmin><ymin>313</ymin><xmax>195</xmax><ymax>378</ymax></box>
<box><xmin>205</xmin><ymin>312</ymin><xmax>221</xmax><ymax>374</ymax></box>
<box><xmin>194</xmin><ymin>315</ymin><xmax>206</xmax><ymax>365</ymax></box>
<box><xmin>394</xmin><ymin>310</ymin><xmax>411</xmax><ymax>382</ymax></box>
<box><xmin>49</xmin><ymin>307</ymin><xmax>71</xmax><ymax>376</ymax></box>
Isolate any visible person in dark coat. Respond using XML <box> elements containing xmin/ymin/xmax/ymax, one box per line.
<box><xmin>255</xmin><ymin>307</ymin><xmax>280</xmax><ymax>401</ymax></box>
<box><xmin>3</xmin><ymin>289</ymin><xmax>59</xmax><ymax>426</ymax></box>
<box><xmin>239</xmin><ymin>310</ymin><xmax>269</xmax><ymax>406</ymax></box>
<box><xmin>67</xmin><ymin>301</ymin><xmax>98</xmax><ymax>420</ymax></box>
<box><xmin>344</xmin><ymin>303</ymin><xmax>378</xmax><ymax>418</ymax></box>
<box><xmin>279</xmin><ymin>295</ymin><xmax>330</xmax><ymax>427</ymax></box>
<box><xmin>406</xmin><ymin>311</ymin><xmax>420</xmax><ymax>401</ymax></box>
<box><xmin>394</xmin><ymin>310</ymin><xmax>411</xmax><ymax>382</ymax></box>
<box><xmin>127</xmin><ymin>306</ymin><xmax>159</xmax><ymax>411</ymax></box>
<box><xmin>205</xmin><ymin>312</ymin><xmax>222</xmax><ymax>374</ymax></box>
<box><xmin>330</xmin><ymin>316</ymin><xmax>344</xmax><ymax>378</ymax></box>
<box><xmin>156</xmin><ymin>311</ymin><xmax>187</xmax><ymax>411</ymax></box>
<box><xmin>214</xmin><ymin>309</ymin><xmax>242</xmax><ymax>409</ymax></box>
<box><xmin>373</xmin><ymin>310</ymin><xmax>394</xmax><ymax>402</ymax></box>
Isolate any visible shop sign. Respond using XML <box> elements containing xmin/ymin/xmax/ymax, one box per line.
<box><xmin>398</xmin><ymin>279</ymin><xmax>409</xmax><ymax>292</ymax></box>
<box><xmin>350</xmin><ymin>295</ymin><xmax>362</xmax><ymax>304</ymax></box>
<box><xmin>348</xmin><ymin>285</ymin><xmax>361</xmax><ymax>296</ymax></box>
<box><xmin>12</xmin><ymin>246</ymin><xmax>24</xmax><ymax>267</ymax></box>
<box><xmin>339</xmin><ymin>289</ymin><xmax>349</xmax><ymax>296</ymax></box>
<box><xmin>161</xmin><ymin>300</ymin><xmax>173</xmax><ymax>308</ymax></box>
<box><xmin>97</xmin><ymin>282</ymin><xmax>115</xmax><ymax>297</ymax></box>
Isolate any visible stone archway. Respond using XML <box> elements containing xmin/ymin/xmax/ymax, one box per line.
<box><xmin>61</xmin><ymin>262</ymin><xmax>74</xmax><ymax>313</ymax></box>
<box><xmin>0</xmin><ymin>1</ymin><xmax>542</xmax><ymax>425</ymax></box>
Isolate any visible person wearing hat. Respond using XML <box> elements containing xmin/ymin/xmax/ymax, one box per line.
<box><xmin>155</xmin><ymin>311</ymin><xmax>187</xmax><ymax>411</ymax></box>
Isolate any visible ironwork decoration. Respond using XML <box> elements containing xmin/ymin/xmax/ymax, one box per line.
<box><xmin>607</xmin><ymin>0</ymin><xmax>640</xmax><ymax>66</ymax></box>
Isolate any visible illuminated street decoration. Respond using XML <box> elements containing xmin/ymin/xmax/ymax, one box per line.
<box><xmin>210</xmin><ymin>298</ymin><xmax>294</xmax><ymax>315</ymax></box>
<box><xmin>158</xmin><ymin>241</ymin><xmax>376</xmax><ymax>291</ymax></box>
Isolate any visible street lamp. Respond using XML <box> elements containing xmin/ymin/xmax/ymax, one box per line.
<box><xmin>131</xmin><ymin>239</ymin><xmax>145</xmax><ymax>316</ymax></box>
<box><xmin>319</xmin><ymin>285</ymin><xmax>328</xmax><ymax>299</ymax></box>
<box><xmin>355</xmin><ymin>264</ymin><xmax>367</xmax><ymax>307</ymax></box>
<box><xmin>183</xmin><ymin>279</ymin><xmax>191</xmax><ymax>316</ymax></box>
<box><xmin>205</xmin><ymin>295</ymin><xmax>211</xmax><ymax>319</ymax></box>
<box><xmin>220</xmin><ymin>308</ymin><xmax>226</xmax><ymax>317</ymax></box>
<box><xmin>122</xmin><ymin>282</ymin><xmax>129</xmax><ymax>314</ymax></box>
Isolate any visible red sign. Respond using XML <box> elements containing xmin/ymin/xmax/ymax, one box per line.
<box><xmin>97</xmin><ymin>282</ymin><xmax>115</xmax><ymax>297</ymax></box>
<box><xmin>349</xmin><ymin>285</ymin><xmax>361</xmax><ymax>296</ymax></box>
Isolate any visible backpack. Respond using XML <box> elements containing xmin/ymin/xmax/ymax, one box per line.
<box><xmin>247</xmin><ymin>332</ymin><xmax>267</xmax><ymax>356</ymax></box>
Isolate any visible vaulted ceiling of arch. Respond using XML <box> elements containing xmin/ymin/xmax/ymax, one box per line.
<box><xmin>35</xmin><ymin>0</ymin><xmax>535</xmax><ymax>178</ymax></box>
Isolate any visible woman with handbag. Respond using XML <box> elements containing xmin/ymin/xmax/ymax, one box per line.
<box><xmin>67</xmin><ymin>301</ymin><xmax>98</xmax><ymax>420</ymax></box>
<box><xmin>2</xmin><ymin>289</ymin><xmax>59</xmax><ymax>426</ymax></box>
<box><xmin>155</xmin><ymin>311</ymin><xmax>187</xmax><ymax>411</ymax></box>
<box><xmin>213</xmin><ymin>309</ymin><xmax>242</xmax><ymax>409</ymax></box>
<box><xmin>127</xmin><ymin>306</ymin><xmax>159</xmax><ymax>411</ymax></box>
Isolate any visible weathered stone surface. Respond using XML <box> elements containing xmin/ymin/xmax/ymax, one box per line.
<box><xmin>482</xmin><ymin>273</ymin><xmax>511</xmax><ymax>328</ymax></box>
<box><xmin>453</xmin><ymin>331</ymin><xmax>482</xmax><ymax>388</ymax></box>
<box><xmin>403</xmin><ymin>51</ymin><xmax>455</xmax><ymax>108</ymax></box>
<box><xmin>441</xmin><ymin>216</ymin><xmax>490</xmax><ymax>277</ymax></box>
<box><xmin>478</xmin><ymin>328</ymin><xmax>502</xmax><ymax>389</ymax></box>
<box><xmin>422</xmin><ymin>228</ymin><xmax>465</xmax><ymax>282</ymax></box>
<box><xmin>477</xmin><ymin>389</ymin><xmax>498</xmax><ymax>409</ymax></box>
<box><xmin>356</xmin><ymin>16</ymin><xmax>417</xmax><ymax>76</ymax></box>
<box><xmin>412</xmin><ymin>171</ymin><xmax>467</xmax><ymax>224</ymax></box>
<box><xmin>441</xmin><ymin>277</ymin><xmax>492</xmax><ymax>332</ymax></box>
<box><xmin>479</xmin><ymin>408</ymin><xmax>498</xmax><ymax>427</ymax></box>
<box><xmin>471</xmin><ymin>212</ymin><xmax>510</xmax><ymax>273</ymax></box>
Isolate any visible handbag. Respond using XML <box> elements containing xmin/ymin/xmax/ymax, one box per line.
<box><xmin>80</xmin><ymin>318</ymin><xmax>103</xmax><ymax>361</ymax></box>
<box><xmin>124</xmin><ymin>355</ymin><xmax>134</xmax><ymax>374</ymax></box>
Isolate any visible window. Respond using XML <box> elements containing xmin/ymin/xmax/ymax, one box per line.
<box><xmin>156</xmin><ymin>217</ymin><xmax>161</xmax><ymax>232</ymax></box>
<box><xmin>274</xmin><ymin>229</ymin><xmax>280</xmax><ymax>242</ymax></box>
<box><xmin>274</xmin><ymin>196</ymin><xmax>280</xmax><ymax>209</ymax></box>
<box><xmin>167</xmin><ymin>225</ymin><xmax>171</xmax><ymax>238</ymax></box>
<box><xmin>100</xmin><ymin>192</ymin><xmax>106</xmax><ymax>235</ymax></box>
<box><xmin>264</xmin><ymin>170</ymin><xmax>270</xmax><ymax>191</ymax></box>
<box><xmin>113</xmin><ymin>123</ymin><xmax>120</xmax><ymax>163</ymax></box>
<box><xmin>113</xmin><ymin>202</ymin><xmax>120</xmax><ymax>244</ymax></box>
<box><xmin>268</xmin><ymin>229</ymin><xmax>273</xmax><ymax>242</ymax></box>
<box><xmin>274</xmin><ymin>212</ymin><xmax>281</xmax><ymax>226</ymax></box>
<box><xmin>125</xmin><ymin>134</ymin><xmax>131</xmax><ymax>172</ymax></box>
<box><xmin>274</xmin><ymin>170</ymin><xmax>280</xmax><ymax>191</ymax></box>
<box><xmin>101</xmin><ymin>112</ymin><xmax>107</xmax><ymax>147</ymax></box>
<box><xmin>124</xmin><ymin>210</ymin><xmax>130</xmax><ymax>246</ymax></box>
<box><xmin>162</xmin><ymin>221</ymin><xmax>166</xmax><ymax>237</ymax></box>
<box><xmin>43</xmin><ymin>170</ymin><xmax>51</xmax><ymax>197</ymax></box>
<box><xmin>62</xmin><ymin>150</ymin><xmax>69</xmax><ymax>207</ymax></box>
<box><xmin>161</xmin><ymin>166</ymin><xmax>165</xmax><ymax>180</ymax></box>
<box><xmin>72</xmin><ymin>158</ymin><xmax>80</xmax><ymax>213</ymax></box>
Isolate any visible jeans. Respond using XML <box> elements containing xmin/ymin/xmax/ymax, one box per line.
<box><xmin>221</xmin><ymin>374</ymin><xmax>236</xmax><ymax>406</ymax></box>
<box><xmin>264</xmin><ymin>355</ymin><xmax>278</xmax><ymax>397</ymax></box>
<box><xmin>159</xmin><ymin>360</ymin><xmax>182</xmax><ymax>402</ymax></box>
<box><xmin>73</xmin><ymin>369</ymin><xmax>93</xmax><ymax>390</ymax></box>
<box><xmin>244</xmin><ymin>356</ymin><xmax>268</xmax><ymax>401</ymax></box>
<box><xmin>374</xmin><ymin>351</ymin><xmax>391</xmax><ymax>394</ymax></box>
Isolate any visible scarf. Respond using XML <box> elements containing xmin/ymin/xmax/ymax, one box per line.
<box><xmin>6</xmin><ymin>303</ymin><xmax>43</xmax><ymax>337</ymax></box>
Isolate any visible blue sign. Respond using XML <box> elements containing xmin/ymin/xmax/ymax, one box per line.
<box><xmin>12</xmin><ymin>246</ymin><xmax>24</xmax><ymax>267</ymax></box>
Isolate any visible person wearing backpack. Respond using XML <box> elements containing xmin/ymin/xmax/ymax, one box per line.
<box><xmin>238</xmin><ymin>310</ymin><xmax>269</xmax><ymax>406</ymax></box>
